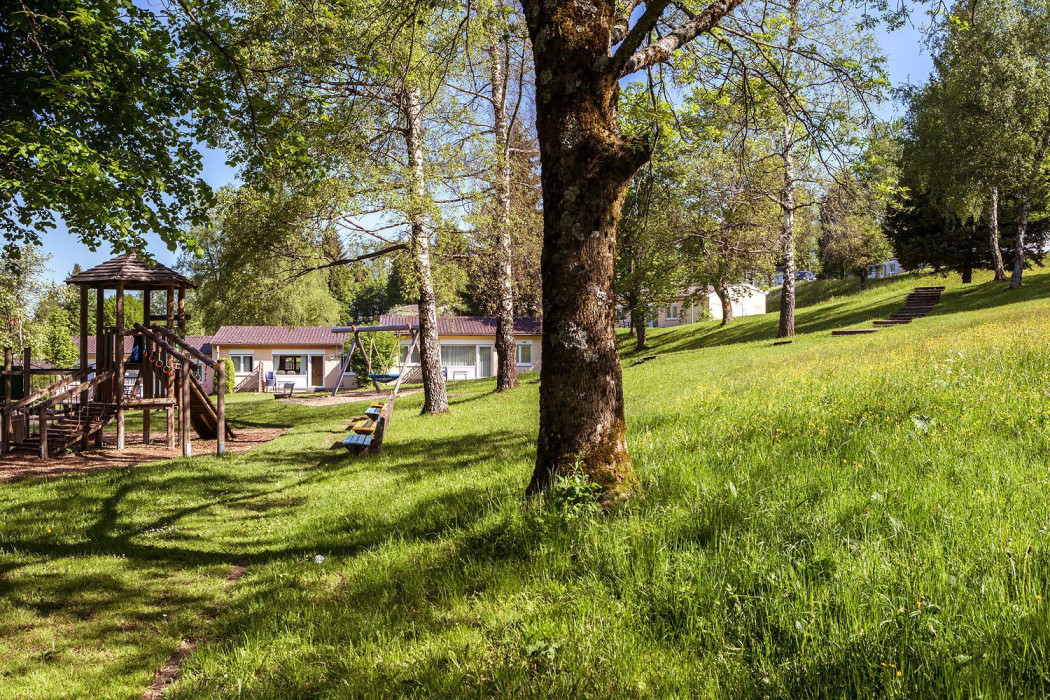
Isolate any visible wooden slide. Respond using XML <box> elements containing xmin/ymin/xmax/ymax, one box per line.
<box><xmin>187</xmin><ymin>373</ymin><xmax>235</xmax><ymax>440</ymax></box>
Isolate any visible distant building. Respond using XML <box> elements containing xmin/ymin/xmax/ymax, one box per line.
<box><xmin>651</xmin><ymin>284</ymin><xmax>768</xmax><ymax>327</ymax></box>
<box><xmin>869</xmin><ymin>259</ymin><xmax>903</xmax><ymax>278</ymax></box>
<box><xmin>210</xmin><ymin>326</ymin><xmax>356</xmax><ymax>393</ymax></box>
<box><xmin>378</xmin><ymin>314</ymin><xmax>542</xmax><ymax>381</ymax></box>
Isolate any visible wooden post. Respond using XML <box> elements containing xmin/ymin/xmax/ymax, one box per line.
<box><xmin>166</xmin><ymin>287</ymin><xmax>175</xmax><ymax>448</ymax></box>
<box><xmin>180</xmin><ymin>364</ymin><xmax>192</xmax><ymax>457</ymax></box>
<box><xmin>79</xmin><ymin>285</ymin><xmax>89</xmax><ymax>449</ymax></box>
<box><xmin>38</xmin><ymin>404</ymin><xmax>47</xmax><ymax>460</ymax></box>
<box><xmin>216</xmin><ymin>361</ymin><xmax>226</xmax><ymax>457</ymax></box>
<box><xmin>2</xmin><ymin>347</ymin><xmax>11</xmax><ymax>453</ymax></box>
<box><xmin>177</xmin><ymin>287</ymin><xmax>186</xmax><ymax>338</ymax></box>
<box><xmin>95</xmin><ymin>287</ymin><xmax>104</xmax><ymax>447</ymax></box>
<box><xmin>22</xmin><ymin>347</ymin><xmax>31</xmax><ymax>440</ymax></box>
<box><xmin>142</xmin><ymin>288</ymin><xmax>151</xmax><ymax>445</ymax></box>
<box><xmin>115</xmin><ymin>284</ymin><xmax>125</xmax><ymax>451</ymax></box>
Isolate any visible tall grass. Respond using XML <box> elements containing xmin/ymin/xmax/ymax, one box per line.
<box><xmin>1</xmin><ymin>269</ymin><xmax>1049</xmax><ymax>697</ymax></box>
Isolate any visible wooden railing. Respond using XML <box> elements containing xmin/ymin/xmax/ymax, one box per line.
<box><xmin>234</xmin><ymin>364</ymin><xmax>264</xmax><ymax>393</ymax></box>
<box><xmin>1</xmin><ymin>369</ymin><xmax>89</xmax><ymax>415</ymax></box>
<box><xmin>38</xmin><ymin>370</ymin><xmax>116</xmax><ymax>457</ymax></box>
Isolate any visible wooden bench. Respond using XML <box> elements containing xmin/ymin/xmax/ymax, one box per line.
<box><xmin>342</xmin><ymin>399</ymin><xmax>393</xmax><ymax>456</ymax></box>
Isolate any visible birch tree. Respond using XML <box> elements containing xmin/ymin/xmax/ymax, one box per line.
<box><xmin>177</xmin><ymin>0</ymin><xmax>470</xmax><ymax>413</ymax></box>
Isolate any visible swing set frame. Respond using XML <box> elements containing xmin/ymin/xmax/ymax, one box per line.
<box><xmin>330</xmin><ymin>323</ymin><xmax>420</xmax><ymax>397</ymax></box>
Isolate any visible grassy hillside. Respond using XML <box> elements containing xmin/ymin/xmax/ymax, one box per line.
<box><xmin>2</xmin><ymin>269</ymin><xmax>1050</xmax><ymax>697</ymax></box>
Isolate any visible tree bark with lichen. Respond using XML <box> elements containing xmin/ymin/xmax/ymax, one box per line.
<box><xmin>520</xmin><ymin>0</ymin><xmax>745</xmax><ymax>500</ymax></box>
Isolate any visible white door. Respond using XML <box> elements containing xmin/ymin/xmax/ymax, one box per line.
<box><xmin>478</xmin><ymin>346</ymin><xmax>493</xmax><ymax>378</ymax></box>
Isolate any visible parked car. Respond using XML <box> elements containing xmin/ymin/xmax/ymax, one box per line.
<box><xmin>796</xmin><ymin>271</ymin><xmax>817</xmax><ymax>282</ymax></box>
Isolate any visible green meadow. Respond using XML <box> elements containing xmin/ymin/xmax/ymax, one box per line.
<box><xmin>2</xmin><ymin>269</ymin><xmax>1050</xmax><ymax>698</ymax></box>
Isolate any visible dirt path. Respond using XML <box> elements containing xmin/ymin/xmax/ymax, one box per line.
<box><xmin>0</xmin><ymin>428</ymin><xmax>285</xmax><ymax>482</ymax></box>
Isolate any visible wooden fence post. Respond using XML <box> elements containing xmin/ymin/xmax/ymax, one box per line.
<box><xmin>38</xmin><ymin>404</ymin><xmax>47</xmax><ymax>460</ymax></box>
<box><xmin>3</xmin><ymin>347</ymin><xmax>11</xmax><ymax>454</ymax></box>
<box><xmin>216</xmin><ymin>362</ymin><xmax>226</xmax><ymax>457</ymax></box>
<box><xmin>79</xmin><ymin>286</ymin><xmax>89</xmax><ymax>449</ymax></box>
<box><xmin>181</xmin><ymin>364</ymin><xmax>192</xmax><ymax>458</ymax></box>
<box><xmin>142</xmin><ymin>288</ymin><xmax>151</xmax><ymax>446</ymax></box>
<box><xmin>166</xmin><ymin>287</ymin><xmax>175</xmax><ymax>448</ymax></box>
<box><xmin>95</xmin><ymin>287</ymin><xmax>104</xmax><ymax>447</ymax></box>
<box><xmin>115</xmin><ymin>283</ymin><xmax>125</xmax><ymax>451</ymax></box>
<box><xmin>22</xmin><ymin>347</ymin><xmax>31</xmax><ymax>441</ymax></box>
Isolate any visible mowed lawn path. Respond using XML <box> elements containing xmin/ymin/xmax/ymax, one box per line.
<box><xmin>2</xmin><ymin>269</ymin><xmax>1050</xmax><ymax>698</ymax></box>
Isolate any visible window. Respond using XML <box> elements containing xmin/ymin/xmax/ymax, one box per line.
<box><xmin>440</xmin><ymin>345</ymin><xmax>476</xmax><ymax>367</ymax></box>
<box><xmin>276</xmin><ymin>355</ymin><xmax>303</xmax><ymax>374</ymax></box>
<box><xmin>516</xmin><ymin>343</ymin><xmax>532</xmax><ymax>366</ymax></box>
<box><xmin>400</xmin><ymin>344</ymin><xmax>420</xmax><ymax>365</ymax></box>
<box><xmin>666</xmin><ymin>303</ymin><xmax>678</xmax><ymax>320</ymax></box>
<box><xmin>230</xmin><ymin>353</ymin><xmax>253</xmax><ymax>374</ymax></box>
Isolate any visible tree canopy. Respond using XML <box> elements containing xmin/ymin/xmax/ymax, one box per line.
<box><xmin>1</xmin><ymin>0</ymin><xmax>214</xmax><ymax>257</ymax></box>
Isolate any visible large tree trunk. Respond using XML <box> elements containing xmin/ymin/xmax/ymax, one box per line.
<box><xmin>631</xmin><ymin>304</ymin><xmax>647</xmax><ymax>351</ymax></box>
<box><xmin>490</xmin><ymin>26</ymin><xmax>518</xmax><ymax>392</ymax></box>
<box><xmin>962</xmin><ymin>262</ymin><xmax>973</xmax><ymax>284</ymax></box>
<box><xmin>522</xmin><ymin>6</ymin><xmax>645</xmax><ymax>501</ymax></box>
<box><xmin>716</xmin><ymin>282</ymin><xmax>734</xmax><ymax>325</ymax></box>
<box><xmin>777</xmin><ymin>0</ymin><xmax>799</xmax><ymax>339</ymax></box>
<box><xmin>405</xmin><ymin>86</ymin><xmax>449</xmax><ymax>414</ymax></box>
<box><xmin>990</xmin><ymin>186</ymin><xmax>1005</xmax><ymax>281</ymax></box>
<box><xmin>859</xmin><ymin>268</ymin><xmax>868</xmax><ymax>290</ymax></box>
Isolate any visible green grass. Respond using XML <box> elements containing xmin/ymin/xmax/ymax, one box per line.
<box><xmin>2</xmin><ymin>269</ymin><xmax>1050</xmax><ymax>697</ymax></box>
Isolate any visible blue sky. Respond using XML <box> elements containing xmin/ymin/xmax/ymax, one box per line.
<box><xmin>38</xmin><ymin>22</ymin><xmax>933</xmax><ymax>283</ymax></box>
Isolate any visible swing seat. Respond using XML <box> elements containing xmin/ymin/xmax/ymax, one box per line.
<box><xmin>367</xmin><ymin>373</ymin><xmax>400</xmax><ymax>383</ymax></box>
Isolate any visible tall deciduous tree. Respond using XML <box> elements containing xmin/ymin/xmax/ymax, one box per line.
<box><xmin>520</xmin><ymin>0</ymin><xmax>751</xmax><ymax>499</ymax></box>
<box><xmin>177</xmin><ymin>0</ymin><xmax>468</xmax><ymax>414</ymax></box>
<box><xmin>178</xmin><ymin>186</ymin><xmax>343</xmax><ymax>333</ymax></box>
<box><xmin>1</xmin><ymin>0</ymin><xmax>213</xmax><ymax>256</ymax></box>
<box><xmin>519</xmin><ymin>0</ymin><xmax>884</xmax><ymax>498</ymax></box>
<box><xmin>901</xmin><ymin>1</ymin><xmax>1050</xmax><ymax>287</ymax></box>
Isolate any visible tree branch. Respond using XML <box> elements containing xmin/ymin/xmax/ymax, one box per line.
<box><xmin>618</xmin><ymin>0</ymin><xmax>746</xmax><ymax>77</ymax></box>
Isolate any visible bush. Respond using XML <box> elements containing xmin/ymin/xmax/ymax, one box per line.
<box><xmin>216</xmin><ymin>357</ymin><xmax>235</xmax><ymax>395</ymax></box>
<box><xmin>349</xmin><ymin>332</ymin><xmax>401</xmax><ymax>386</ymax></box>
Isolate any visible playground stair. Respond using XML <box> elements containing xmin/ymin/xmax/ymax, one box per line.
<box><xmin>11</xmin><ymin>404</ymin><xmax>116</xmax><ymax>457</ymax></box>
<box><xmin>832</xmin><ymin>286</ymin><xmax>945</xmax><ymax>337</ymax></box>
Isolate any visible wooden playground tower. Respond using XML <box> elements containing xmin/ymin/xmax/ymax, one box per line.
<box><xmin>0</xmin><ymin>254</ymin><xmax>232</xmax><ymax>459</ymax></box>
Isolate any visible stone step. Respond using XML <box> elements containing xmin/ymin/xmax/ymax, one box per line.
<box><xmin>831</xmin><ymin>329</ymin><xmax>879</xmax><ymax>336</ymax></box>
<box><xmin>873</xmin><ymin>320</ymin><xmax>911</xmax><ymax>326</ymax></box>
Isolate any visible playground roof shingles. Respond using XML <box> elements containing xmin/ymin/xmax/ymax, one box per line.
<box><xmin>65</xmin><ymin>254</ymin><xmax>195</xmax><ymax>289</ymax></box>
<box><xmin>378</xmin><ymin>315</ymin><xmax>542</xmax><ymax>336</ymax></box>
<box><xmin>212</xmin><ymin>326</ymin><xmax>350</xmax><ymax>347</ymax></box>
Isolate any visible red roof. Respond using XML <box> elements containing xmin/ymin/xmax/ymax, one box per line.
<box><xmin>212</xmin><ymin>326</ymin><xmax>349</xmax><ymax>346</ymax></box>
<box><xmin>378</xmin><ymin>315</ymin><xmax>542</xmax><ymax>336</ymax></box>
